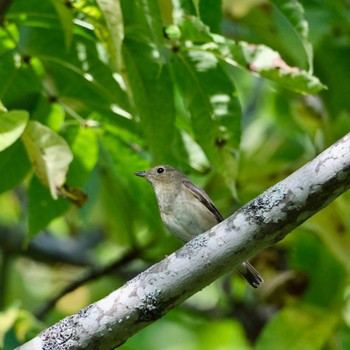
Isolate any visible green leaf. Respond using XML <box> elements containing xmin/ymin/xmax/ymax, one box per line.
<box><xmin>121</xmin><ymin>0</ymin><xmax>164</xmax><ymax>57</ymax></box>
<box><xmin>18</xmin><ymin>24</ymin><xmax>132</xmax><ymax>118</ymax></box>
<box><xmin>176</xmin><ymin>16</ymin><xmax>325</xmax><ymax>94</ymax></box>
<box><xmin>0</xmin><ymin>303</ymin><xmax>20</xmax><ymax>348</ymax></box>
<box><xmin>178</xmin><ymin>16</ymin><xmax>212</xmax><ymax>43</ymax></box>
<box><xmin>192</xmin><ymin>0</ymin><xmax>199</xmax><ymax>16</ymax></box>
<box><xmin>27</xmin><ymin>175</ymin><xmax>69</xmax><ymax>236</ymax></box>
<box><xmin>256</xmin><ymin>304</ymin><xmax>339</xmax><ymax>350</ymax></box>
<box><xmin>315</xmin><ymin>41</ymin><xmax>350</xmax><ymax>116</ymax></box>
<box><xmin>0</xmin><ymin>110</ymin><xmax>29</xmax><ymax>151</ymax></box>
<box><xmin>199</xmin><ymin>320</ymin><xmax>250</xmax><ymax>350</ymax></box>
<box><xmin>0</xmin><ymin>51</ymin><xmax>42</xmax><ymax>111</ymax></box>
<box><xmin>0</xmin><ymin>140</ymin><xmax>31</xmax><ymax>193</ymax></box>
<box><xmin>124</xmin><ymin>44</ymin><xmax>176</xmax><ymax>163</ymax></box>
<box><xmin>290</xmin><ymin>230</ymin><xmax>345</xmax><ymax>307</ymax></box>
<box><xmin>97</xmin><ymin>0</ymin><xmax>124</xmax><ymax>70</ymax></box>
<box><xmin>171</xmin><ymin>49</ymin><xmax>241</xmax><ymax>192</ymax></box>
<box><xmin>50</xmin><ymin>0</ymin><xmax>74</xmax><ymax>49</ymax></box>
<box><xmin>8</xmin><ymin>0</ymin><xmax>58</xmax><ymax>20</ymax></box>
<box><xmin>21</xmin><ymin>121</ymin><xmax>73</xmax><ymax>199</ymax></box>
<box><xmin>66</xmin><ymin>126</ymin><xmax>99</xmax><ymax>187</ymax></box>
<box><xmin>0</xmin><ymin>23</ymin><xmax>17</xmax><ymax>55</ymax></box>
<box><xmin>175</xmin><ymin>0</ymin><xmax>198</xmax><ymax>17</ymax></box>
<box><xmin>99</xmin><ymin>133</ymin><xmax>162</xmax><ymax>245</ymax></box>
<box><xmin>199</xmin><ymin>0</ymin><xmax>222</xmax><ymax>33</ymax></box>
<box><xmin>305</xmin><ymin>200</ymin><xmax>350</xmax><ymax>276</ymax></box>
<box><xmin>210</xmin><ymin>37</ymin><xmax>326</xmax><ymax>94</ymax></box>
<box><xmin>121</xmin><ymin>0</ymin><xmax>176</xmax><ymax>163</ymax></box>
<box><xmin>272</xmin><ymin>0</ymin><xmax>313</xmax><ymax>72</ymax></box>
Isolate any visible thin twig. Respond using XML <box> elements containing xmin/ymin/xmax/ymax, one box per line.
<box><xmin>35</xmin><ymin>248</ymin><xmax>144</xmax><ymax>320</ymax></box>
<box><xmin>0</xmin><ymin>253</ymin><xmax>10</xmax><ymax>308</ymax></box>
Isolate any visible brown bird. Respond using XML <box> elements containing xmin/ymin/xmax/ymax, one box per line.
<box><xmin>135</xmin><ymin>165</ymin><xmax>263</xmax><ymax>288</ymax></box>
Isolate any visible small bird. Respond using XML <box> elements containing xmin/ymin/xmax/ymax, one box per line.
<box><xmin>135</xmin><ymin>165</ymin><xmax>263</xmax><ymax>288</ymax></box>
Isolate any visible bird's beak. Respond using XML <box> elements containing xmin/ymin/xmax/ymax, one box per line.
<box><xmin>135</xmin><ymin>171</ymin><xmax>148</xmax><ymax>177</ymax></box>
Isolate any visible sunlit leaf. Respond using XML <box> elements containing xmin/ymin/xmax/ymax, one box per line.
<box><xmin>0</xmin><ymin>23</ymin><xmax>17</xmax><ymax>54</ymax></box>
<box><xmin>164</xmin><ymin>24</ymin><xmax>182</xmax><ymax>40</ymax></box>
<box><xmin>97</xmin><ymin>0</ymin><xmax>124</xmax><ymax>70</ymax></box>
<box><xmin>18</xmin><ymin>24</ymin><xmax>132</xmax><ymax>118</ymax></box>
<box><xmin>199</xmin><ymin>320</ymin><xmax>250</xmax><ymax>350</ymax></box>
<box><xmin>177</xmin><ymin>17</ymin><xmax>325</xmax><ymax>94</ymax></box>
<box><xmin>22</xmin><ymin>121</ymin><xmax>73</xmax><ymax>199</ymax></box>
<box><xmin>171</xmin><ymin>49</ymin><xmax>241</xmax><ymax>193</ymax></box>
<box><xmin>121</xmin><ymin>0</ymin><xmax>164</xmax><ymax>57</ymax></box>
<box><xmin>177</xmin><ymin>16</ymin><xmax>212</xmax><ymax>42</ymax></box>
<box><xmin>121</xmin><ymin>0</ymin><xmax>176</xmax><ymax>163</ymax></box>
<box><xmin>123</xmin><ymin>42</ymin><xmax>176</xmax><ymax>163</ymax></box>
<box><xmin>0</xmin><ymin>110</ymin><xmax>29</xmax><ymax>151</ymax></box>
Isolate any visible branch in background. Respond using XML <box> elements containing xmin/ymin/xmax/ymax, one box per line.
<box><xmin>34</xmin><ymin>248</ymin><xmax>146</xmax><ymax>320</ymax></box>
<box><xmin>0</xmin><ymin>252</ymin><xmax>10</xmax><ymax>308</ymax></box>
<box><xmin>17</xmin><ymin>133</ymin><xmax>350</xmax><ymax>350</ymax></box>
<box><xmin>0</xmin><ymin>227</ymin><xmax>102</xmax><ymax>266</ymax></box>
<box><xmin>0</xmin><ymin>0</ymin><xmax>12</xmax><ymax>19</ymax></box>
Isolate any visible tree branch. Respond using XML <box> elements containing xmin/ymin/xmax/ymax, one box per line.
<box><xmin>17</xmin><ymin>133</ymin><xmax>350</xmax><ymax>350</ymax></box>
<box><xmin>0</xmin><ymin>226</ymin><xmax>100</xmax><ymax>266</ymax></box>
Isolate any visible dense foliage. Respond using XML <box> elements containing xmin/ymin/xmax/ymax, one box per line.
<box><xmin>0</xmin><ymin>0</ymin><xmax>349</xmax><ymax>349</ymax></box>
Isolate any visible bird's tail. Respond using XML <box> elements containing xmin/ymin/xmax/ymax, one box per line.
<box><xmin>236</xmin><ymin>261</ymin><xmax>263</xmax><ymax>288</ymax></box>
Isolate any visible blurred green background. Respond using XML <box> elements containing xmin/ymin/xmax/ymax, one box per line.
<box><xmin>0</xmin><ymin>0</ymin><xmax>350</xmax><ymax>349</ymax></box>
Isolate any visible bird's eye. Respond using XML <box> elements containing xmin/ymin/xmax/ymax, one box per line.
<box><xmin>157</xmin><ymin>167</ymin><xmax>165</xmax><ymax>174</ymax></box>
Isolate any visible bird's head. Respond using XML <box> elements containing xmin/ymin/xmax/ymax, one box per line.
<box><xmin>135</xmin><ymin>165</ymin><xmax>184</xmax><ymax>187</ymax></box>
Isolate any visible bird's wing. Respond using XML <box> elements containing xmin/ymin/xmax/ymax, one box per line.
<box><xmin>182</xmin><ymin>180</ymin><xmax>224</xmax><ymax>223</ymax></box>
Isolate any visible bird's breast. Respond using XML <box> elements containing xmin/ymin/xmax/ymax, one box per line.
<box><xmin>157</xmin><ymin>189</ymin><xmax>219</xmax><ymax>243</ymax></box>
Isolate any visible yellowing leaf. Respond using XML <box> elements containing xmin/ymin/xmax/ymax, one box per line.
<box><xmin>0</xmin><ymin>110</ymin><xmax>29</xmax><ymax>151</ymax></box>
<box><xmin>22</xmin><ymin>121</ymin><xmax>73</xmax><ymax>199</ymax></box>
